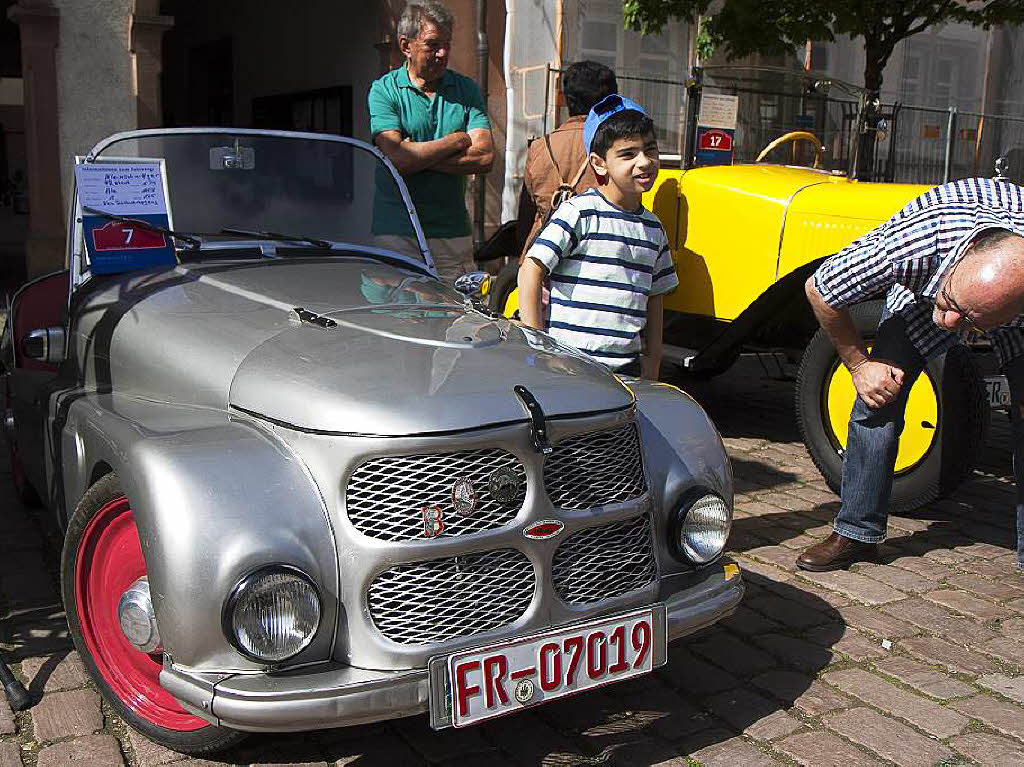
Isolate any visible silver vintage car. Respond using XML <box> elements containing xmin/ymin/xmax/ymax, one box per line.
<box><xmin>0</xmin><ymin>128</ymin><xmax>743</xmax><ymax>755</ymax></box>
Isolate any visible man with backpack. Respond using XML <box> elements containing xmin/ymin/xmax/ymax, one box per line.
<box><xmin>515</xmin><ymin>61</ymin><xmax>618</xmax><ymax>258</ymax></box>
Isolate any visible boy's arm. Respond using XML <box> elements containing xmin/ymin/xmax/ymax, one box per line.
<box><xmin>640</xmin><ymin>294</ymin><xmax>664</xmax><ymax>381</ymax></box>
<box><xmin>517</xmin><ymin>258</ymin><xmax>547</xmax><ymax>330</ymax></box>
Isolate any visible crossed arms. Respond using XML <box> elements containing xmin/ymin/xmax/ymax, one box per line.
<box><xmin>375</xmin><ymin>129</ymin><xmax>494</xmax><ymax>177</ymax></box>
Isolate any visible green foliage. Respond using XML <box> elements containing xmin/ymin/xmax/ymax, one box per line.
<box><xmin>623</xmin><ymin>0</ymin><xmax>1024</xmax><ymax>91</ymax></box>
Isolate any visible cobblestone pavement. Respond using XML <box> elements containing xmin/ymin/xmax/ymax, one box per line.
<box><xmin>2</xmin><ymin>357</ymin><xmax>1024</xmax><ymax>765</ymax></box>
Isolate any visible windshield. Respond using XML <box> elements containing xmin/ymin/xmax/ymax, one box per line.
<box><xmin>87</xmin><ymin>131</ymin><xmax>426</xmax><ymax>266</ymax></box>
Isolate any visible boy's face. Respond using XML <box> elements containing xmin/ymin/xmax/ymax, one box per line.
<box><xmin>591</xmin><ymin>133</ymin><xmax>660</xmax><ymax>195</ymax></box>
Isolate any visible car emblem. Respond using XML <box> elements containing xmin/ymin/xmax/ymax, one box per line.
<box><xmin>422</xmin><ymin>505</ymin><xmax>445</xmax><ymax>538</ymax></box>
<box><xmin>523</xmin><ymin>520</ymin><xmax>564</xmax><ymax>540</ymax></box>
<box><xmin>514</xmin><ymin>678</ymin><xmax>535</xmax><ymax>704</ymax></box>
<box><xmin>488</xmin><ymin>466</ymin><xmax>521</xmax><ymax>506</ymax></box>
<box><xmin>451</xmin><ymin>478</ymin><xmax>477</xmax><ymax>516</ymax></box>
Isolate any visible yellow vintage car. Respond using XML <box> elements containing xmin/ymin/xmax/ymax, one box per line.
<box><xmin>490</xmin><ymin>135</ymin><xmax>991</xmax><ymax>511</ymax></box>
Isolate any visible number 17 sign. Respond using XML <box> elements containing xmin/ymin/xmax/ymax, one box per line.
<box><xmin>75</xmin><ymin>158</ymin><xmax>177</xmax><ymax>275</ymax></box>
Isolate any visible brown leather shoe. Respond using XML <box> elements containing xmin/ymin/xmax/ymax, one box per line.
<box><xmin>796</xmin><ymin>532</ymin><xmax>879</xmax><ymax>571</ymax></box>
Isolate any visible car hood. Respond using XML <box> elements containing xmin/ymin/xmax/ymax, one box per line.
<box><xmin>229</xmin><ymin>305</ymin><xmax>633</xmax><ymax>435</ymax></box>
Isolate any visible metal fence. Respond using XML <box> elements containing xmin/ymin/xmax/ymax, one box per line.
<box><xmin>537</xmin><ymin>65</ymin><xmax>1024</xmax><ymax>185</ymax></box>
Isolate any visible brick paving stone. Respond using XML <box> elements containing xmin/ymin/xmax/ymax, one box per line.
<box><xmin>947</xmin><ymin>573</ymin><xmax>1024</xmax><ymax>602</ymax></box>
<box><xmin>961</xmin><ymin>558</ymin><xmax>1017</xmax><ymax>579</ymax></box>
<box><xmin>327</xmin><ymin>733</ymin><xmax>422</xmax><ymax>766</ymax></box>
<box><xmin>478</xmin><ymin>711</ymin><xmax>589</xmax><ymax>766</ymax></box>
<box><xmin>720</xmin><ymin>605</ymin><xmax>783</xmax><ymax>636</ymax></box>
<box><xmin>977</xmin><ymin>673</ymin><xmax>1024</xmax><ymax>705</ymax></box>
<box><xmin>657</xmin><ymin>649</ymin><xmax>739</xmax><ymax>697</ymax></box>
<box><xmin>921</xmin><ymin>546</ymin><xmax>973</xmax><ymax>565</ymax></box>
<box><xmin>885</xmin><ymin>556</ymin><xmax>954</xmax><ymax>581</ymax></box>
<box><xmin>396</xmin><ymin>716</ymin><xmax>502</xmax><ymax>762</ymax></box>
<box><xmin>749</xmin><ymin>670</ymin><xmax>853</xmax><ymax>717</ymax></box>
<box><xmin>953</xmin><ymin>541</ymin><xmax>1014</xmax><ymax>559</ymax></box>
<box><xmin>836</xmin><ymin>604</ymin><xmax>920</xmax><ymax>640</ymax></box>
<box><xmin>880</xmin><ymin>597</ymin><xmax>998</xmax><ymax>643</ymax></box>
<box><xmin>704</xmin><ymin>689</ymin><xmax>802</xmax><ymax>741</ymax></box>
<box><xmin>687</xmin><ymin>731</ymin><xmax>782</xmax><ymax>765</ymax></box>
<box><xmin>733</xmin><ymin>556</ymin><xmax>795</xmax><ymax>584</ymax></box>
<box><xmin>980</xmin><ymin>636</ymin><xmax>1024</xmax><ymax>667</ymax></box>
<box><xmin>822</xmin><ymin>707</ymin><xmax>953</xmax><ymax>766</ymax></box>
<box><xmin>0</xmin><ymin>699</ymin><xmax>14</xmax><ymax>737</ymax></box>
<box><xmin>854</xmin><ymin>563</ymin><xmax>938</xmax><ymax>595</ymax></box>
<box><xmin>0</xmin><ymin>744</ymin><xmax>20</xmax><ymax>767</ymax></box>
<box><xmin>804</xmin><ymin>624</ymin><xmax>888</xmax><ymax>662</ymax></box>
<box><xmin>744</xmin><ymin>595</ymin><xmax>832</xmax><ymax>629</ymax></box>
<box><xmin>885</xmin><ymin>516</ymin><xmax>933</xmax><ymax>533</ymax></box>
<box><xmin>951</xmin><ymin>694</ymin><xmax>1024</xmax><ymax>741</ymax></box>
<box><xmin>746</xmin><ymin>545</ymin><xmax>799</xmax><ymax>572</ymax></box>
<box><xmin>20</xmin><ymin>652</ymin><xmax>90</xmax><ymax>695</ymax></box>
<box><xmin>871</xmin><ymin>655</ymin><xmax>976</xmax><ymax>699</ymax></box>
<box><xmin>751</xmin><ymin>634</ymin><xmax>838</xmax><ymax>674</ymax></box>
<box><xmin>923</xmin><ymin>588</ymin><xmax>1012</xmax><ymax>620</ymax></box>
<box><xmin>899</xmin><ymin>635</ymin><xmax>1003</xmax><ymax>676</ymax></box>
<box><xmin>821</xmin><ymin>668</ymin><xmax>968</xmax><ymax>738</ymax></box>
<box><xmin>949</xmin><ymin>731</ymin><xmax>1024</xmax><ymax>764</ymax></box>
<box><xmin>798</xmin><ymin>571</ymin><xmax>905</xmax><ymax>605</ymax></box>
<box><xmin>36</xmin><ymin>734</ymin><xmax>124</xmax><ymax>767</ymax></box>
<box><xmin>30</xmin><ymin>687</ymin><xmax>103</xmax><ymax>742</ymax></box>
<box><xmin>602</xmin><ymin>737</ymin><xmax>690</xmax><ymax>766</ymax></box>
<box><xmin>127</xmin><ymin>728</ymin><xmax>188</xmax><ymax>767</ymax></box>
<box><xmin>616</xmin><ymin>678</ymin><xmax>715</xmax><ymax>742</ymax></box>
<box><xmin>776</xmin><ymin>731</ymin><xmax>882</xmax><ymax>767</ymax></box>
<box><xmin>690</xmin><ymin>633</ymin><xmax>778</xmax><ymax>677</ymax></box>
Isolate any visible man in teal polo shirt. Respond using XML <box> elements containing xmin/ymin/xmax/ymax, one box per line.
<box><xmin>369</xmin><ymin>1</ymin><xmax>494</xmax><ymax>282</ymax></box>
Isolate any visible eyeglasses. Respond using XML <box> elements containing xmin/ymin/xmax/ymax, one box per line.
<box><xmin>937</xmin><ymin>256</ymin><xmax>987</xmax><ymax>337</ymax></box>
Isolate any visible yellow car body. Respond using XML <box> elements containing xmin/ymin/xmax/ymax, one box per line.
<box><xmin>643</xmin><ymin>165</ymin><xmax>929</xmax><ymax>324</ymax></box>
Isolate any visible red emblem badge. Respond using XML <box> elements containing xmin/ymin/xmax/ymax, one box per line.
<box><xmin>523</xmin><ymin>520</ymin><xmax>565</xmax><ymax>540</ymax></box>
<box><xmin>422</xmin><ymin>505</ymin><xmax>445</xmax><ymax>538</ymax></box>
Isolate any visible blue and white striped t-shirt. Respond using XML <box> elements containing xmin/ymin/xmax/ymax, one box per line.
<box><xmin>814</xmin><ymin>178</ymin><xmax>1024</xmax><ymax>366</ymax></box>
<box><xmin>524</xmin><ymin>189</ymin><xmax>679</xmax><ymax>369</ymax></box>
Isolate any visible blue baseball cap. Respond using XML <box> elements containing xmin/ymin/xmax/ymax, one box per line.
<box><xmin>583</xmin><ymin>94</ymin><xmax>649</xmax><ymax>153</ymax></box>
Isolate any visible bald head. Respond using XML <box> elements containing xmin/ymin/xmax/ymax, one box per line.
<box><xmin>933</xmin><ymin>230</ymin><xmax>1024</xmax><ymax>333</ymax></box>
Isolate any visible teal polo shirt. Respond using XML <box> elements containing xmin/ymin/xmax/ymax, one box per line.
<box><xmin>368</xmin><ymin>65</ymin><xmax>490</xmax><ymax>238</ymax></box>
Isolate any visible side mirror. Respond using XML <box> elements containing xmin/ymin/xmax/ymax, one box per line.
<box><xmin>453</xmin><ymin>271</ymin><xmax>492</xmax><ymax>303</ymax></box>
<box><xmin>21</xmin><ymin>327</ymin><xmax>66</xmax><ymax>365</ymax></box>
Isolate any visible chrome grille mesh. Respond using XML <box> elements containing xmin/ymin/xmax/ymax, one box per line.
<box><xmin>544</xmin><ymin>423</ymin><xmax>647</xmax><ymax>509</ymax></box>
<box><xmin>552</xmin><ymin>514</ymin><xmax>657</xmax><ymax>605</ymax></box>
<box><xmin>368</xmin><ymin>549</ymin><xmax>535</xmax><ymax>644</ymax></box>
<box><xmin>346</xmin><ymin>449</ymin><xmax>526</xmax><ymax>541</ymax></box>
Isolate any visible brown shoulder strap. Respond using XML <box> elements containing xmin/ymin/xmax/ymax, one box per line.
<box><xmin>568</xmin><ymin>154</ymin><xmax>589</xmax><ymax>190</ymax></box>
<box><xmin>543</xmin><ymin>134</ymin><xmax>567</xmax><ymax>182</ymax></box>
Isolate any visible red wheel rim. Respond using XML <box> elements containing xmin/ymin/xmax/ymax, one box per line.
<box><xmin>74</xmin><ymin>495</ymin><xmax>208</xmax><ymax>731</ymax></box>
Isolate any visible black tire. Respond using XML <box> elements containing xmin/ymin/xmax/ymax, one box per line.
<box><xmin>795</xmin><ymin>300</ymin><xmax>987</xmax><ymax>513</ymax></box>
<box><xmin>489</xmin><ymin>259</ymin><xmax>520</xmax><ymax>319</ymax></box>
<box><xmin>62</xmin><ymin>473</ymin><xmax>247</xmax><ymax>756</ymax></box>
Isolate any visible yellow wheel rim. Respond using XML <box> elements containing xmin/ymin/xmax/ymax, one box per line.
<box><xmin>502</xmin><ymin>286</ymin><xmax>519</xmax><ymax>319</ymax></box>
<box><xmin>824</xmin><ymin>353</ymin><xmax>939</xmax><ymax>474</ymax></box>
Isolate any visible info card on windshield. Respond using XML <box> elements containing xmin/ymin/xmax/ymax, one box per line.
<box><xmin>76</xmin><ymin>159</ymin><xmax>177</xmax><ymax>275</ymax></box>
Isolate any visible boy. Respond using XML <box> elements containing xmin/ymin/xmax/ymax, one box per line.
<box><xmin>518</xmin><ymin>94</ymin><xmax>677</xmax><ymax>379</ymax></box>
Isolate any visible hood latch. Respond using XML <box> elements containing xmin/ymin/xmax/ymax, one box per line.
<box><xmin>514</xmin><ymin>385</ymin><xmax>552</xmax><ymax>455</ymax></box>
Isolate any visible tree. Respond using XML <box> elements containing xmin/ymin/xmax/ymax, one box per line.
<box><xmin>623</xmin><ymin>0</ymin><xmax>1024</xmax><ymax>98</ymax></box>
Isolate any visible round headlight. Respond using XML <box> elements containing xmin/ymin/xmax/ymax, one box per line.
<box><xmin>675</xmin><ymin>493</ymin><xmax>731</xmax><ymax>565</ymax></box>
<box><xmin>224</xmin><ymin>566</ymin><xmax>321</xmax><ymax>663</ymax></box>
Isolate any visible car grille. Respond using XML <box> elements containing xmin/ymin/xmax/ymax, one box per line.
<box><xmin>552</xmin><ymin>514</ymin><xmax>657</xmax><ymax>605</ymax></box>
<box><xmin>368</xmin><ymin>549</ymin><xmax>535</xmax><ymax>644</ymax></box>
<box><xmin>544</xmin><ymin>423</ymin><xmax>647</xmax><ymax>509</ymax></box>
<box><xmin>346</xmin><ymin>449</ymin><xmax>527</xmax><ymax>541</ymax></box>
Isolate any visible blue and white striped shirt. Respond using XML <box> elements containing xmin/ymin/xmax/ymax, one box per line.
<box><xmin>525</xmin><ymin>190</ymin><xmax>679</xmax><ymax>369</ymax></box>
<box><xmin>813</xmin><ymin>178</ymin><xmax>1024</xmax><ymax>366</ymax></box>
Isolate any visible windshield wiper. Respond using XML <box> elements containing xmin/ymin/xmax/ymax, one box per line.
<box><xmin>83</xmin><ymin>206</ymin><xmax>201</xmax><ymax>250</ymax></box>
<box><xmin>220</xmin><ymin>228</ymin><xmax>332</xmax><ymax>249</ymax></box>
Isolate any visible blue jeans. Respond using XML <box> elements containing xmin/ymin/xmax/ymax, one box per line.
<box><xmin>833</xmin><ymin>312</ymin><xmax>1024</xmax><ymax>569</ymax></box>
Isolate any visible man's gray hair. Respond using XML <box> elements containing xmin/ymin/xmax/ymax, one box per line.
<box><xmin>398</xmin><ymin>2</ymin><xmax>454</xmax><ymax>39</ymax></box>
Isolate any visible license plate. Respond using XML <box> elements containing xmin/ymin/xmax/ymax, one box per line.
<box><xmin>429</xmin><ymin>606</ymin><xmax>664</xmax><ymax>729</ymax></box>
<box><xmin>985</xmin><ymin>375</ymin><xmax>1011</xmax><ymax>408</ymax></box>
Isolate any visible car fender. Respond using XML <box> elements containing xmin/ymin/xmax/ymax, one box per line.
<box><xmin>59</xmin><ymin>393</ymin><xmax>338</xmax><ymax>672</ymax></box>
<box><xmin>624</xmin><ymin>380</ymin><xmax>732</xmax><ymax>567</ymax></box>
